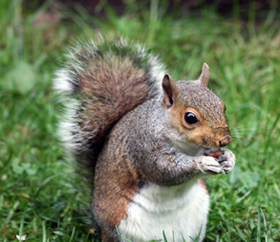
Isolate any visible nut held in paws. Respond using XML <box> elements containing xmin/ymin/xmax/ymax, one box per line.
<box><xmin>207</xmin><ymin>149</ymin><xmax>221</xmax><ymax>158</ymax></box>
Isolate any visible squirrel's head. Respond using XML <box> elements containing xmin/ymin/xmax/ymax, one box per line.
<box><xmin>162</xmin><ymin>63</ymin><xmax>232</xmax><ymax>156</ymax></box>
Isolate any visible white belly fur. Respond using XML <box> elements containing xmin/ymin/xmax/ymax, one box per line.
<box><xmin>118</xmin><ymin>178</ymin><xmax>209</xmax><ymax>242</ymax></box>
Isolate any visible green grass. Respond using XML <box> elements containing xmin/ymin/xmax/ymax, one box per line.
<box><xmin>1</xmin><ymin>0</ymin><xmax>280</xmax><ymax>241</ymax></box>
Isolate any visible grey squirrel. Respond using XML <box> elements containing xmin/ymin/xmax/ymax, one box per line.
<box><xmin>54</xmin><ymin>37</ymin><xmax>236</xmax><ymax>242</ymax></box>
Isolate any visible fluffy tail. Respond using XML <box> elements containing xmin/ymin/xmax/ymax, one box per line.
<box><xmin>54</xmin><ymin>37</ymin><xmax>166</xmax><ymax>185</ymax></box>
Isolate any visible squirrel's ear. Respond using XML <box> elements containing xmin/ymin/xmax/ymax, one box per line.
<box><xmin>198</xmin><ymin>63</ymin><xmax>210</xmax><ymax>87</ymax></box>
<box><xmin>162</xmin><ymin>74</ymin><xmax>179</xmax><ymax>109</ymax></box>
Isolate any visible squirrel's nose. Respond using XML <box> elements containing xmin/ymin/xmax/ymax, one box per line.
<box><xmin>219</xmin><ymin>135</ymin><xmax>232</xmax><ymax>147</ymax></box>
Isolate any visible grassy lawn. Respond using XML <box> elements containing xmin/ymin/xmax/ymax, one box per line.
<box><xmin>1</xmin><ymin>0</ymin><xmax>280</xmax><ymax>241</ymax></box>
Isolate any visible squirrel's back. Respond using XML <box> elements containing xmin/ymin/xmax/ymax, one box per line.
<box><xmin>54</xmin><ymin>37</ymin><xmax>166</xmax><ymax>184</ymax></box>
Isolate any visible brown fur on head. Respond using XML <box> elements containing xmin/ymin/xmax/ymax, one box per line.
<box><xmin>162</xmin><ymin>64</ymin><xmax>232</xmax><ymax>152</ymax></box>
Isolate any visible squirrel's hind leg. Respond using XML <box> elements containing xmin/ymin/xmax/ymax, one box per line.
<box><xmin>101</xmin><ymin>232</ymin><xmax>115</xmax><ymax>242</ymax></box>
<box><xmin>97</xmin><ymin>225</ymin><xmax>121</xmax><ymax>242</ymax></box>
<box><xmin>94</xmin><ymin>223</ymin><xmax>117</xmax><ymax>242</ymax></box>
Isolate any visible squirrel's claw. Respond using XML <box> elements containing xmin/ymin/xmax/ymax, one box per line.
<box><xmin>197</xmin><ymin>156</ymin><xmax>225</xmax><ymax>175</ymax></box>
<box><xmin>218</xmin><ymin>149</ymin><xmax>236</xmax><ymax>173</ymax></box>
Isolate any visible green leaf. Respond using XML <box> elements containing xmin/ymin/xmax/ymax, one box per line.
<box><xmin>240</xmin><ymin>171</ymin><xmax>260</xmax><ymax>189</ymax></box>
<box><xmin>2</xmin><ymin>61</ymin><xmax>35</xmax><ymax>93</ymax></box>
<box><xmin>12</xmin><ymin>164</ymin><xmax>24</xmax><ymax>174</ymax></box>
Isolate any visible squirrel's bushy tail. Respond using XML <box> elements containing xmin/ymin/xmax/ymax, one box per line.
<box><xmin>54</xmin><ymin>37</ymin><xmax>166</xmax><ymax>184</ymax></box>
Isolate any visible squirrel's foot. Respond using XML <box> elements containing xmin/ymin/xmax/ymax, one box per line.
<box><xmin>197</xmin><ymin>156</ymin><xmax>225</xmax><ymax>175</ymax></box>
<box><xmin>217</xmin><ymin>149</ymin><xmax>236</xmax><ymax>173</ymax></box>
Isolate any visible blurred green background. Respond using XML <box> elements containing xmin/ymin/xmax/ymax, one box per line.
<box><xmin>0</xmin><ymin>0</ymin><xmax>280</xmax><ymax>241</ymax></box>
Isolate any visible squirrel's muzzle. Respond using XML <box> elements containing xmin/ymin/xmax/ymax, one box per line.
<box><xmin>219</xmin><ymin>135</ymin><xmax>232</xmax><ymax>147</ymax></box>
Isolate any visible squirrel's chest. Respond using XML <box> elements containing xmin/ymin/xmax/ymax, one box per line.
<box><xmin>118</xmin><ymin>178</ymin><xmax>209</xmax><ymax>242</ymax></box>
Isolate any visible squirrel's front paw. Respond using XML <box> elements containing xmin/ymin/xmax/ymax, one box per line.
<box><xmin>217</xmin><ymin>149</ymin><xmax>236</xmax><ymax>173</ymax></box>
<box><xmin>197</xmin><ymin>156</ymin><xmax>225</xmax><ymax>175</ymax></box>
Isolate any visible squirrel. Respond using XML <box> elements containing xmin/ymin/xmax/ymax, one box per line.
<box><xmin>54</xmin><ymin>37</ymin><xmax>236</xmax><ymax>242</ymax></box>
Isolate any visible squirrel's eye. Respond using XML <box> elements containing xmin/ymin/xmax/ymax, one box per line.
<box><xmin>184</xmin><ymin>112</ymin><xmax>198</xmax><ymax>124</ymax></box>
